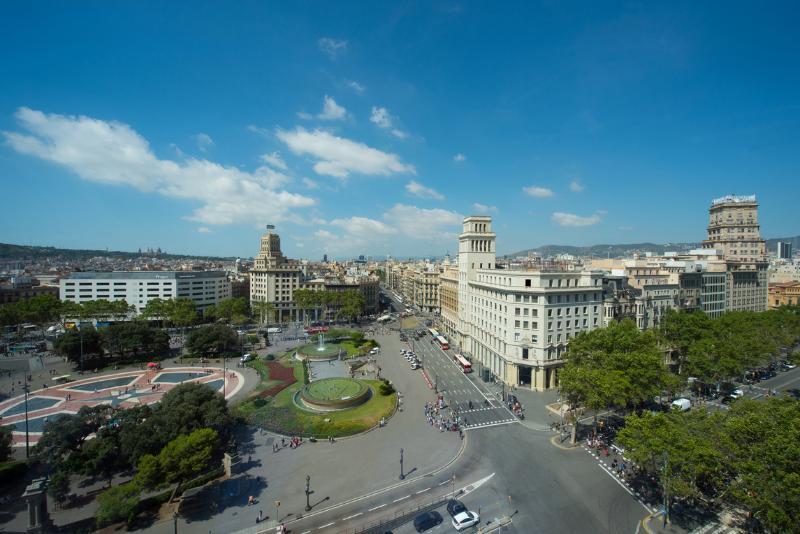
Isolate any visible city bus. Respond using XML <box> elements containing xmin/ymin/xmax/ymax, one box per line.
<box><xmin>454</xmin><ymin>354</ymin><xmax>472</xmax><ymax>373</ymax></box>
<box><xmin>435</xmin><ymin>335</ymin><xmax>450</xmax><ymax>350</ymax></box>
<box><xmin>306</xmin><ymin>326</ymin><xmax>329</xmax><ymax>334</ymax></box>
<box><xmin>428</xmin><ymin>328</ymin><xmax>440</xmax><ymax>338</ymax></box>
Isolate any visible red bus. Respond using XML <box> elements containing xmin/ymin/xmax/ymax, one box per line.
<box><xmin>435</xmin><ymin>335</ymin><xmax>450</xmax><ymax>350</ymax></box>
<box><xmin>306</xmin><ymin>326</ymin><xmax>329</xmax><ymax>334</ymax></box>
<box><xmin>454</xmin><ymin>354</ymin><xmax>472</xmax><ymax>373</ymax></box>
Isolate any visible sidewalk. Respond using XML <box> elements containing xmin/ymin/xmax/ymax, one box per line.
<box><xmin>641</xmin><ymin>512</ymin><xmax>690</xmax><ymax>534</ymax></box>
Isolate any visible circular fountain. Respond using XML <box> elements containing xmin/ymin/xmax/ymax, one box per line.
<box><xmin>297</xmin><ymin>333</ymin><xmax>341</xmax><ymax>361</ymax></box>
<box><xmin>296</xmin><ymin>377</ymin><xmax>371</xmax><ymax>411</ymax></box>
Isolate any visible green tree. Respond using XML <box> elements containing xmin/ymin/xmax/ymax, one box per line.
<box><xmin>168</xmin><ymin>298</ymin><xmax>198</xmax><ymax>329</ymax></box>
<box><xmin>0</xmin><ymin>425</ymin><xmax>13</xmax><ymax>462</ymax></box>
<box><xmin>559</xmin><ymin>320</ymin><xmax>678</xmax><ymax>442</ymax></box>
<box><xmin>337</xmin><ymin>290</ymin><xmax>365</xmax><ymax>322</ymax></box>
<box><xmin>616</xmin><ymin>409</ymin><xmax>729</xmax><ymax>519</ymax></box>
<box><xmin>95</xmin><ymin>482</ymin><xmax>140</xmax><ymax>528</ymax></box>
<box><xmin>47</xmin><ymin>470</ymin><xmax>71</xmax><ymax>508</ymax></box>
<box><xmin>293</xmin><ymin>289</ymin><xmax>316</xmax><ymax>325</ymax></box>
<box><xmin>102</xmin><ymin>321</ymin><xmax>169</xmax><ymax>359</ymax></box>
<box><xmin>141</xmin><ymin>298</ymin><xmax>168</xmax><ymax>327</ymax></box>
<box><xmin>53</xmin><ymin>326</ymin><xmax>104</xmax><ymax>364</ymax></box>
<box><xmin>34</xmin><ymin>405</ymin><xmax>114</xmax><ymax>471</ymax></box>
<box><xmin>185</xmin><ymin>324</ymin><xmax>238</xmax><ymax>356</ymax></box>
<box><xmin>140</xmin><ymin>428</ymin><xmax>219</xmax><ymax>488</ymax></box>
<box><xmin>252</xmin><ymin>298</ymin><xmax>276</xmax><ymax>326</ymax></box>
<box><xmin>207</xmin><ymin>297</ymin><xmax>249</xmax><ymax>324</ymax></box>
<box><xmin>720</xmin><ymin>398</ymin><xmax>800</xmax><ymax>532</ymax></box>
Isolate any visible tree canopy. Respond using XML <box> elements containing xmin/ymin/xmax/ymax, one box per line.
<box><xmin>559</xmin><ymin>320</ymin><xmax>679</xmax><ymax>424</ymax></box>
<box><xmin>185</xmin><ymin>324</ymin><xmax>239</xmax><ymax>356</ymax></box>
<box><xmin>616</xmin><ymin>398</ymin><xmax>800</xmax><ymax>533</ymax></box>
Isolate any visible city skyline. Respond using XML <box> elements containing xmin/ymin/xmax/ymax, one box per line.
<box><xmin>2</xmin><ymin>3</ymin><xmax>799</xmax><ymax>258</ymax></box>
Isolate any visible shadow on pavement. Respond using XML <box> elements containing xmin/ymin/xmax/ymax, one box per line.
<box><xmin>180</xmin><ymin>474</ymin><xmax>268</xmax><ymax>523</ymax></box>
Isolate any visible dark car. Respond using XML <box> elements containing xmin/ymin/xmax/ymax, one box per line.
<box><xmin>413</xmin><ymin>511</ymin><xmax>443</xmax><ymax>532</ymax></box>
<box><xmin>446</xmin><ymin>499</ymin><xmax>467</xmax><ymax>517</ymax></box>
<box><xmin>786</xmin><ymin>388</ymin><xmax>800</xmax><ymax>399</ymax></box>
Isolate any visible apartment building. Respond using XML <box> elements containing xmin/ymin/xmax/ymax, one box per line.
<box><xmin>439</xmin><ymin>266</ymin><xmax>459</xmax><ymax>346</ymax></box>
<box><xmin>702</xmin><ymin>195</ymin><xmax>768</xmax><ymax>312</ymax></box>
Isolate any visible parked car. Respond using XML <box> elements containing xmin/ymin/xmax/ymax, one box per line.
<box><xmin>446</xmin><ymin>499</ymin><xmax>467</xmax><ymax>517</ymax></box>
<box><xmin>411</xmin><ymin>363</ymin><xmax>421</xmax><ymax>370</ymax></box>
<box><xmin>240</xmin><ymin>353</ymin><xmax>254</xmax><ymax>363</ymax></box>
<box><xmin>413</xmin><ymin>511</ymin><xmax>443</xmax><ymax>532</ymax></box>
<box><xmin>670</xmin><ymin>398</ymin><xmax>691</xmax><ymax>412</ymax></box>
<box><xmin>452</xmin><ymin>511</ymin><xmax>480</xmax><ymax>531</ymax></box>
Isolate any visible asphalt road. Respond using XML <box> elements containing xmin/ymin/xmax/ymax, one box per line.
<box><xmin>406</xmin><ymin>335</ymin><xmax>518</xmax><ymax>430</ymax></box>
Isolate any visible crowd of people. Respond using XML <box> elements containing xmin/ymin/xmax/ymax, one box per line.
<box><xmin>423</xmin><ymin>397</ymin><xmax>464</xmax><ymax>436</ymax></box>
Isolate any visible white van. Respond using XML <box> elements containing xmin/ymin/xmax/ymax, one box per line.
<box><xmin>670</xmin><ymin>398</ymin><xmax>691</xmax><ymax>412</ymax></box>
<box><xmin>267</xmin><ymin>327</ymin><xmax>282</xmax><ymax>334</ymax></box>
<box><xmin>241</xmin><ymin>353</ymin><xmax>254</xmax><ymax>363</ymax></box>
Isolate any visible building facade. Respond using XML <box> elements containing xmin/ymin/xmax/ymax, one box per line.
<box><xmin>769</xmin><ymin>282</ymin><xmax>800</xmax><ymax>308</ymax></box>
<box><xmin>439</xmin><ymin>266</ymin><xmax>460</xmax><ymax>346</ymax></box>
<box><xmin>448</xmin><ymin>216</ymin><xmax>603</xmax><ymax>391</ymax></box>
<box><xmin>249</xmin><ymin>227</ymin><xmax>304</xmax><ymax>322</ymax></box>
<box><xmin>59</xmin><ymin>271</ymin><xmax>230</xmax><ymax>313</ymax></box>
<box><xmin>1</xmin><ymin>276</ymin><xmax>59</xmax><ymax>306</ymax></box>
<box><xmin>702</xmin><ymin>195</ymin><xmax>768</xmax><ymax>312</ymax></box>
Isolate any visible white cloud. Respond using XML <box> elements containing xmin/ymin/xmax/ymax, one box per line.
<box><xmin>247</xmin><ymin>124</ymin><xmax>270</xmax><ymax>137</ymax></box>
<box><xmin>296</xmin><ymin>111</ymin><xmax>313</xmax><ymax>120</ymax></box>
<box><xmin>345</xmin><ymin>80</ymin><xmax>365</xmax><ymax>94</ymax></box>
<box><xmin>370</xmin><ymin>107</ymin><xmax>407</xmax><ymax>139</ymax></box>
<box><xmin>383</xmin><ymin>204</ymin><xmax>463</xmax><ymax>240</ymax></box>
<box><xmin>453</xmin><ymin>153</ymin><xmax>466</xmax><ymax>162</ymax></box>
<box><xmin>569</xmin><ymin>180</ymin><xmax>584</xmax><ymax>193</ymax></box>
<box><xmin>551</xmin><ymin>211</ymin><xmax>603</xmax><ymax>227</ymax></box>
<box><xmin>302</xmin><ymin>177</ymin><xmax>319</xmax><ymax>189</ymax></box>
<box><xmin>194</xmin><ymin>133</ymin><xmax>214</xmax><ymax>152</ymax></box>
<box><xmin>312</xmin><ymin>203</ymin><xmax>463</xmax><ymax>255</ymax></box>
<box><xmin>406</xmin><ymin>180</ymin><xmax>444</xmax><ymax>200</ymax></box>
<box><xmin>318</xmin><ymin>37</ymin><xmax>348</xmax><ymax>60</ymax></box>
<box><xmin>197</xmin><ymin>226</ymin><xmax>211</xmax><ymax>233</ymax></box>
<box><xmin>472</xmin><ymin>203</ymin><xmax>497</xmax><ymax>214</ymax></box>
<box><xmin>260</xmin><ymin>151</ymin><xmax>287</xmax><ymax>170</ymax></box>
<box><xmin>370</xmin><ymin>106</ymin><xmax>393</xmax><ymax>129</ymax></box>
<box><xmin>318</xmin><ymin>95</ymin><xmax>346</xmax><ymax>121</ymax></box>
<box><xmin>330</xmin><ymin>216</ymin><xmax>396</xmax><ymax>238</ymax></box>
<box><xmin>276</xmin><ymin>126</ymin><xmax>415</xmax><ymax>178</ymax></box>
<box><xmin>3</xmin><ymin>107</ymin><xmax>315</xmax><ymax>226</ymax></box>
<box><xmin>523</xmin><ymin>185</ymin><xmax>554</xmax><ymax>198</ymax></box>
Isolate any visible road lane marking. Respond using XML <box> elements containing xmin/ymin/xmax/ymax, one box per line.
<box><xmin>438</xmin><ymin>480</ymin><xmax>451</xmax><ymax>486</ymax></box>
<box><xmin>393</xmin><ymin>495</ymin><xmax>411</xmax><ymax>502</ymax></box>
<box><xmin>416</xmin><ymin>487</ymin><xmax>431</xmax><ymax>494</ymax></box>
<box><xmin>342</xmin><ymin>513</ymin><xmax>363</xmax><ymax>520</ymax></box>
<box><xmin>318</xmin><ymin>522</ymin><xmax>335</xmax><ymax>529</ymax></box>
<box><xmin>368</xmin><ymin>504</ymin><xmax>387</xmax><ymax>511</ymax></box>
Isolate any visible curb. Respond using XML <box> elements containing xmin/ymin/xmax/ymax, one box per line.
<box><xmin>549</xmin><ymin>434</ymin><xmax>581</xmax><ymax>450</ymax></box>
<box><xmin>640</xmin><ymin>510</ymin><xmax>664</xmax><ymax>534</ymax></box>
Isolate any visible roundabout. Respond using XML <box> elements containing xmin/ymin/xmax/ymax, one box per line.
<box><xmin>297</xmin><ymin>377</ymin><xmax>371</xmax><ymax>411</ymax></box>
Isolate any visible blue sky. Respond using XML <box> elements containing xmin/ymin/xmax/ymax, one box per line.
<box><xmin>1</xmin><ymin>2</ymin><xmax>798</xmax><ymax>259</ymax></box>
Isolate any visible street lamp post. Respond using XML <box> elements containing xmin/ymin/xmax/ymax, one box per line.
<box><xmin>399</xmin><ymin>448</ymin><xmax>405</xmax><ymax>480</ymax></box>
<box><xmin>662</xmin><ymin>451</ymin><xmax>670</xmax><ymax>526</ymax></box>
<box><xmin>23</xmin><ymin>379</ymin><xmax>30</xmax><ymax>459</ymax></box>
<box><xmin>305</xmin><ymin>475</ymin><xmax>312</xmax><ymax>511</ymax></box>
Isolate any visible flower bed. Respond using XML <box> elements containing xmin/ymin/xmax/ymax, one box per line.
<box><xmin>258</xmin><ymin>361</ymin><xmax>297</xmax><ymax>398</ymax></box>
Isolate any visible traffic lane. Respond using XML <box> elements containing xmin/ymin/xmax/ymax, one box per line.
<box><xmin>298</xmin><ymin>470</ymin><xmax>499</xmax><ymax>533</ymax></box>
<box><xmin>475</xmin><ymin>424</ymin><xmax>645</xmax><ymax>534</ymax></box>
<box><xmin>410</xmin><ymin>338</ymin><xmax>514</xmax><ymax>429</ymax></box>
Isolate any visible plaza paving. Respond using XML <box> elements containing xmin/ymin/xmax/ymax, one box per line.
<box><xmin>0</xmin><ymin>366</ymin><xmax>244</xmax><ymax>447</ymax></box>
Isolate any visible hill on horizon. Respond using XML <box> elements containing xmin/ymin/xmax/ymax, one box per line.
<box><xmin>503</xmin><ymin>235</ymin><xmax>800</xmax><ymax>259</ymax></box>
<box><xmin>0</xmin><ymin>243</ymin><xmax>234</xmax><ymax>262</ymax></box>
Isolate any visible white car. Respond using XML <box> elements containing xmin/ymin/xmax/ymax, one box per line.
<box><xmin>730</xmin><ymin>388</ymin><xmax>744</xmax><ymax>399</ymax></box>
<box><xmin>452</xmin><ymin>511</ymin><xmax>480</xmax><ymax>531</ymax></box>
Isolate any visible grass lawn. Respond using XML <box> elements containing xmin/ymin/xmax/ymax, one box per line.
<box><xmin>244</xmin><ymin>378</ymin><xmax>396</xmax><ymax>437</ymax></box>
<box><xmin>305</xmin><ymin>378</ymin><xmax>366</xmax><ymax>401</ymax></box>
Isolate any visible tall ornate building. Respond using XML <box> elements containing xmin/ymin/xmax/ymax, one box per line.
<box><xmin>701</xmin><ymin>195</ymin><xmax>768</xmax><ymax>311</ymax></box>
<box><xmin>249</xmin><ymin>226</ymin><xmax>304</xmax><ymax>322</ymax></box>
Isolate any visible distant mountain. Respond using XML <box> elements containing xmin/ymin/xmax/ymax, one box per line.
<box><xmin>504</xmin><ymin>236</ymin><xmax>800</xmax><ymax>259</ymax></box>
<box><xmin>0</xmin><ymin>243</ymin><xmax>233</xmax><ymax>262</ymax></box>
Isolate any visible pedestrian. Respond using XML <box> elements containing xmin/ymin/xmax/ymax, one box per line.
<box><xmin>258</xmin><ymin>509</ymin><xmax>263</xmax><ymax>521</ymax></box>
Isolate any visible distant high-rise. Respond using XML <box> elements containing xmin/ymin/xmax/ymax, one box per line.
<box><xmin>323</xmin><ymin>254</ymin><xmax>328</xmax><ymax>263</ymax></box>
<box><xmin>777</xmin><ymin>241</ymin><xmax>793</xmax><ymax>260</ymax></box>
<box><xmin>701</xmin><ymin>195</ymin><xmax>768</xmax><ymax>312</ymax></box>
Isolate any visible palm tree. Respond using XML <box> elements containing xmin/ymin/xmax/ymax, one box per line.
<box><xmin>252</xmin><ymin>298</ymin><xmax>276</xmax><ymax>327</ymax></box>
